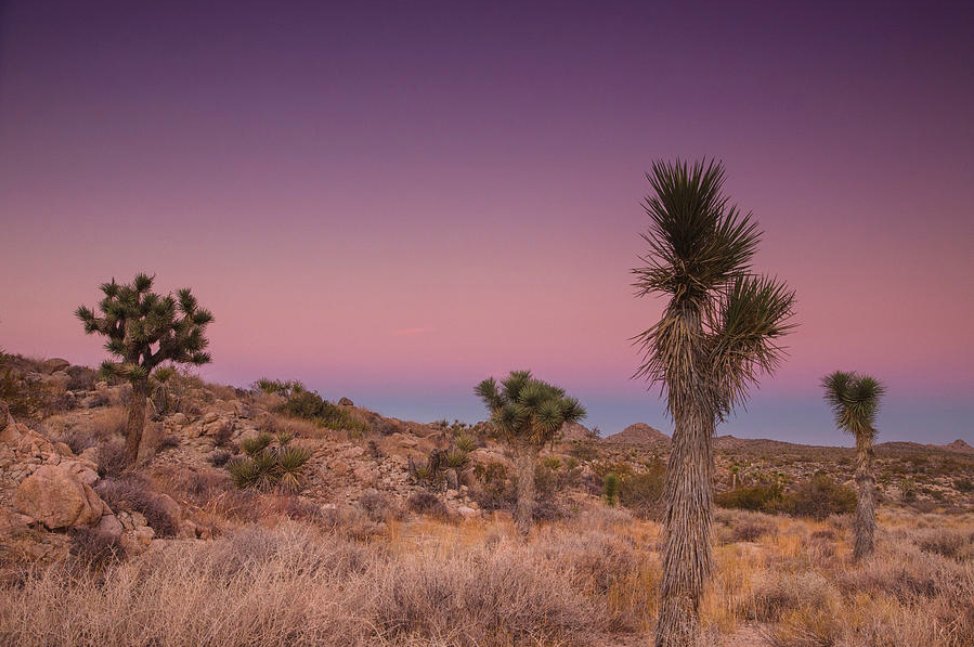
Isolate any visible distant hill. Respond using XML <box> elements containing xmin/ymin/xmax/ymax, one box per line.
<box><xmin>603</xmin><ymin>423</ymin><xmax>670</xmax><ymax>445</ymax></box>
<box><xmin>944</xmin><ymin>439</ymin><xmax>974</xmax><ymax>453</ymax></box>
<box><xmin>559</xmin><ymin>421</ymin><xmax>598</xmax><ymax>442</ymax></box>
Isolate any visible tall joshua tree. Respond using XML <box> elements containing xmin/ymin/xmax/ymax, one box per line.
<box><xmin>822</xmin><ymin>371</ymin><xmax>884</xmax><ymax>561</ymax></box>
<box><xmin>633</xmin><ymin>160</ymin><xmax>795</xmax><ymax>647</ymax></box>
<box><xmin>77</xmin><ymin>273</ymin><xmax>213</xmax><ymax>465</ymax></box>
<box><xmin>475</xmin><ymin>370</ymin><xmax>585</xmax><ymax>537</ymax></box>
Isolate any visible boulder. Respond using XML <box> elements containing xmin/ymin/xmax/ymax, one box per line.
<box><xmin>14</xmin><ymin>464</ymin><xmax>109</xmax><ymax>530</ymax></box>
<box><xmin>40</xmin><ymin>358</ymin><xmax>71</xmax><ymax>375</ymax></box>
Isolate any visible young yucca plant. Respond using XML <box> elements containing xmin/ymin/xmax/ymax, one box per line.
<box><xmin>251</xmin><ymin>451</ymin><xmax>280</xmax><ymax>491</ymax></box>
<box><xmin>275</xmin><ymin>444</ymin><xmax>312</xmax><ymax>494</ymax></box>
<box><xmin>227</xmin><ymin>457</ymin><xmax>260</xmax><ymax>489</ymax></box>
<box><xmin>240</xmin><ymin>433</ymin><xmax>273</xmax><ymax>457</ymax></box>
<box><xmin>445</xmin><ymin>448</ymin><xmax>469</xmax><ymax>470</ymax></box>
<box><xmin>455</xmin><ymin>433</ymin><xmax>478</xmax><ymax>453</ymax></box>
<box><xmin>604</xmin><ymin>472</ymin><xmax>620</xmax><ymax>506</ymax></box>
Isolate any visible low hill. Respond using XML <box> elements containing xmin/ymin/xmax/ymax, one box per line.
<box><xmin>602</xmin><ymin>423</ymin><xmax>670</xmax><ymax>445</ymax></box>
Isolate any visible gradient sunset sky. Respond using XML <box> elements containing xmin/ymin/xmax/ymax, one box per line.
<box><xmin>1</xmin><ymin>1</ymin><xmax>972</xmax><ymax>444</ymax></box>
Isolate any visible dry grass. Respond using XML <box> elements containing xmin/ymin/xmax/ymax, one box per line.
<box><xmin>1</xmin><ymin>503</ymin><xmax>972</xmax><ymax>646</ymax></box>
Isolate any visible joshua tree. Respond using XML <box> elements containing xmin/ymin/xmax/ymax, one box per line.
<box><xmin>822</xmin><ymin>371</ymin><xmax>884</xmax><ymax>561</ymax></box>
<box><xmin>475</xmin><ymin>370</ymin><xmax>585</xmax><ymax>537</ymax></box>
<box><xmin>77</xmin><ymin>273</ymin><xmax>213</xmax><ymax>466</ymax></box>
<box><xmin>633</xmin><ymin>159</ymin><xmax>795</xmax><ymax>647</ymax></box>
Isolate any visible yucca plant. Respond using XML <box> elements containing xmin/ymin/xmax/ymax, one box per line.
<box><xmin>633</xmin><ymin>160</ymin><xmax>795</xmax><ymax>646</ymax></box>
<box><xmin>240</xmin><ymin>433</ymin><xmax>273</xmax><ymax>457</ymax></box>
<box><xmin>275</xmin><ymin>444</ymin><xmax>312</xmax><ymax>493</ymax></box>
<box><xmin>604</xmin><ymin>472</ymin><xmax>620</xmax><ymax>506</ymax></box>
<box><xmin>822</xmin><ymin>371</ymin><xmax>884</xmax><ymax>561</ymax></box>
<box><xmin>475</xmin><ymin>370</ymin><xmax>586</xmax><ymax>537</ymax></box>
<box><xmin>455</xmin><ymin>433</ymin><xmax>478</xmax><ymax>453</ymax></box>
<box><xmin>227</xmin><ymin>457</ymin><xmax>260</xmax><ymax>489</ymax></box>
<box><xmin>76</xmin><ymin>273</ymin><xmax>213</xmax><ymax>465</ymax></box>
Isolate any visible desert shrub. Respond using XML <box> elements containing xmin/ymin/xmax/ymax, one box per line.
<box><xmin>95</xmin><ymin>476</ymin><xmax>180</xmax><ymax>537</ymax></box>
<box><xmin>273</xmin><ymin>384</ymin><xmax>368</xmax><ymax>433</ymax></box>
<box><xmin>406</xmin><ymin>492</ymin><xmax>451</xmax><ymax>520</ymax></box>
<box><xmin>716</xmin><ymin>483</ymin><xmax>783</xmax><ymax>513</ymax></box>
<box><xmin>156</xmin><ymin>434</ymin><xmax>180</xmax><ymax>451</ymax></box>
<box><xmin>358</xmin><ymin>491</ymin><xmax>401</xmax><ymax>523</ymax></box>
<box><xmin>568</xmin><ymin>441</ymin><xmax>599</xmax><ymax>462</ymax></box>
<box><xmin>65</xmin><ymin>365</ymin><xmax>98</xmax><ymax>391</ymax></box>
<box><xmin>915</xmin><ymin>529</ymin><xmax>974</xmax><ymax>560</ymax></box>
<box><xmin>96</xmin><ymin>440</ymin><xmax>130</xmax><ymax>479</ymax></box>
<box><xmin>618</xmin><ymin>464</ymin><xmax>665</xmax><ymax>518</ymax></box>
<box><xmin>746</xmin><ymin>571</ymin><xmax>836</xmax><ymax>623</ymax></box>
<box><xmin>603</xmin><ymin>472</ymin><xmax>620</xmax><ymax>506</ymax></box>
<box><xmin>471</xmin><ymin>462</ymin><xmax>515</xmax><ymax>511</ymax></box>
<box><xmin>781</xmin><ymin>474</ymin><xmax>856</xmax><ymax>520</ymax></box>
<box><xmin>954</xmin><ymin>477</ymin><xmax>974</xmax><ymax>493</ymax></box>
<box><xmin>207</xmin><ymin>449</ymin><xmax>232</xmax><ymax>467</ymax></box>
<box><xmin>69</xmin><ymin>528</ymin><xmax>125</xmax><ymax>569</ymax></box>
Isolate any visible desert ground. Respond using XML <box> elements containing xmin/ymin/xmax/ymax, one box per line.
<box><xmin>2</xmin><ymin>354</ymin><xmax>973</xmax><ymax>646</ymax></box>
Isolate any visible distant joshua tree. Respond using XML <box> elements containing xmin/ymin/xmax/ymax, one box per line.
<box><xmin>633</xmin><ymin>159</ymin><xmax>795</xmax><ymax>647</ymax></box>
<box><xmin>475</xmin><ymin>370</ymin><xmax>585</xmax><ymax>537</ymax></box>
<box><xmin>77</xmin><ymin>273</ymin><xmax>213</xmax><ymax>466</ymax></box>
<box><xmin>822</xmin><ymin>370</ymin><xmax>885</xmax><ymax>561</ymax></box>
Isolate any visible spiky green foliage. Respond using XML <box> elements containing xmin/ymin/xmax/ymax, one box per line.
<box><xmin>633</xmin><ymin>159</ymin><xmax>795</xmax><ymax>647</ymax></box>
<box><xmin>455</xmin><ymin>433</ymin><xmax>478</xmax><ymax>453</ymax></box>
<box><xmin>474</xmin><ymin>370</ymin><xmax>586</xmax><ymax>447</ymax></box>
<box><xmin>445</xmin><ymin>448</ymin><xmax>469</xmax><ymax>470</ymax></box>
<box><xmin>76</xmin><ymin>274</ymin><xmax>213</xmax><ymax>382</ymax></box>
<box><xmin>822</xmin><ymin>371</ymin><xmax>885</xmax><ymax>440</ymax></box>
<box><xmin>633</xmin><ymin>161</ymin><xmax>796</xmax><ymax>418</ymax></box>
<box><xmin>240</xmin><ymin>433</ymin><xmax>273</xmax><ymax>457</ymax></box>
<box><xmin>603</xmin><ymin>472</ymin><xmax>620</xmax><ymax>506</ymax></box>
<box><xmin>822</xmin><ymin>370</ymin><xmax>884</xmax><ymax>561</ymax></box>
<box><xmin>227</xmin><ymin>438</ymin><xmax>312</xmax><ymax>494</ymax></box>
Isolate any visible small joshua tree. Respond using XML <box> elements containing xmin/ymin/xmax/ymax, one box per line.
<box><xmin>822</xmin><ymin>371</ymin><xmax>885</xmax><ymax>561</ymax></box>
<box><xmin>76</xmin><ymin>274</ymin><xmax>213</xmax><ymax>466</ymax></box>
<box><xmin>475</xmin><ymin>370</ymin><xmax>585</xmax><ymax>537</ymax></box>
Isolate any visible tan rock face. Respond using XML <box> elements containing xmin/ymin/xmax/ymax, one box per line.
<box><xmin>13</xmin><ymin>464</ymin><xmax>108</xmax><ymax>530</ymax></box>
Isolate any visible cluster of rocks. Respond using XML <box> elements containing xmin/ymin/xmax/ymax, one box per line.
<box><xmin>0</xmin><ymin>403</ymin><xmax>154</xmax><ymax>560</ymax></box>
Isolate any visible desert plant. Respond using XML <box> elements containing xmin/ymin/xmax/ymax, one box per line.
<box><xmin>822</xmin><ymin>370</ymin><xmax>884</xmax><ymax>560</ymax></box>
<box><xmin>76</xmin><ymin>274</ymin><xmax>213</xmax><ymax>466</ymax></box>
<box><xmin>780</xmin><ymin>473</ymin><xmax>856</xmax><ymax>520</ymax></box>
<box><xmin>227</xmin><ymin>437</ymin><xmax>311</xmax><ymax>493</ymax></box>
<box><xmin>603</xmin><ymin>472</ymin><xmax>620</xmax><ymax>506</ymax></box>
<box><xmin>455</xmin><ymin>433</ymin><xmax>478</xmax><ymax>453</ymax></box>
<box><xmin>475</xmin><ymin>370</ymin><xmax>586</xmax><ymax>536</ymax></box>
<box><xmin>632</xmin><ymin>159</ymin><xmax>795</xmax><ymax>646</ymax></box>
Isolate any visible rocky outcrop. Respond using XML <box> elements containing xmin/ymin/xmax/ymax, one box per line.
<box><xmin>14</xmin><ymin>463</ymin><xmax>109</xmax><ymax>530</ymax></box>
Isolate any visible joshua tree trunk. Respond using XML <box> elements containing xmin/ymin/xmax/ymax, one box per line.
<box><xmin>514</xmin><ymin>441</ymin><xmax>537</xmax><ymax>538</ymax></box>
<box><xmin>124</xmin><ymin>377</ymin><xmax>149</xmax><ymax>466</ymax></box>
<box><xmin>853</xmin><ymin>432</ymin><xmax>876</xmax><ymax>561</ymax></box>
<box><xmin>656</xmin><ymin>403</ymin><xmax>715</xmax><ymax>647</ymax></box>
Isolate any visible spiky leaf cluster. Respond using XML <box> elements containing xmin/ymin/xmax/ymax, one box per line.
<box><xmin>822</xmin><ymin>371</ymin><xmax>885</xmax><ymax>439</ymax></box>
<box><xmin>474</xmin><ymin>370</ymin><xmax>586</xmax><ymax>447</ymax></box>
<box><xmin>76</xmin><ymin>273</ymin><xmax>213</xmax><ymax>381</ymax></box>
<box><xmin>632</xmin><ymin>160</ymin><xmax>796</xmax><ymax>418</ymax></box>
<box><xmin>227</xmin><ymin>435</ymin><xmax>311</xmax><ymax>493</ymax></box>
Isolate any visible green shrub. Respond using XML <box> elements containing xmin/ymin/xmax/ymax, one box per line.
<box><xmin>618</xmin><ymin>464</ymin><xmax>666</xmax><ymax>518</ymax></box>
<box><xmin>603</xmin><ymin>473</ymin><xmax>620</xmax><ymax>506</ymax></box>
<box><xmin>715</xmin><ymin>484</ymin><xmax>783</xmax><ymax>513</ymax></box>
<box><xmin>455</xmin><ymin>433</ymin><xmax>477</xmax><ymax>452</ymax></box>
<box><xmin>780</xmin><ymin>474</ymin><xmax>856</xmax><ymax>519</ymax></box>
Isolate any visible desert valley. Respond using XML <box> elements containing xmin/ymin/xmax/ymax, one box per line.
<box><xmin>1</xmin><ymin>352</ymin><xmax>972</xmax><ymax>646</ymax></box>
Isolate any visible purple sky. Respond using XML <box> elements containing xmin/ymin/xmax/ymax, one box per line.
<box><xmin>1</xmin><ymin>1</ymin><xmax>972</xmax><ymax>444</ymax></box>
